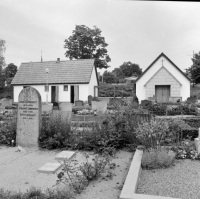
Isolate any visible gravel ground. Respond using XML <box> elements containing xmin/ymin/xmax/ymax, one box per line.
<box><xmin>0</xmin><ymin>146</ymin><xmax>132</xmax><ymax>199</ymax></box>
<box><xmin>137</xmin><ymin>159</ymin><xmax>200</xmax><ymax>199</ymax></box>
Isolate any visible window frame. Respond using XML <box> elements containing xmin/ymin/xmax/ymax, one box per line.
<box><xmin>63</xmin><ymin>85</ymin><xmax>68</xmax><ymax>91</ymax></box>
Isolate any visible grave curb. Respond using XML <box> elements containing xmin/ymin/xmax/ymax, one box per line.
<box><xmin>120</xmin><ymin>149</ymin><xmax>181</xmax><ymax>199</ymax></box>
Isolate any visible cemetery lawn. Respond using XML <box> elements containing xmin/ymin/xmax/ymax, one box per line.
<box><xmin>0</xmin><ymin>146</ymin><xmax>133</xmax><ymax>199</ymax></box>
<box><xmin>137</xmin><ymin>159</ymin><xmax>200</xmax><ymax>199</ymax></box>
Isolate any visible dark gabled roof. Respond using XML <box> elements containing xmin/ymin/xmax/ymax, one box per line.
<box><xmin>11</xmin><ymin>59</ymin><xmax>97</xmax><ymax>85</ymax></box>
<box><xmin>135</xmin><ymin>52</ymin><xmax>190</xmax><ymax>83</ymax></box>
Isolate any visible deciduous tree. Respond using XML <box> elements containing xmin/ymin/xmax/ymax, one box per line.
<box><xmin>4</xmin><ymin>63</ymin><xmax>18</xmax><ymax>78</ymax></box>
<box><xmin>0</xmin><ymin>39</ymin><xmax>6</xmax><ymax>88</ymax></box>
<box><xmin>103</xmin><ymin>70</ymin><xmax>118</xmax><ymax>84</ymax></box>
<box><xmin>64</xmin><ymin>25</ymin><xmax>111</xmax><ymax>69</ymax></box>
<box><xmin>119</xmin><ymin>62</ymin><xmax>142</xmax><ymax>77</ymax></box>
<box><xmin>185</xmin><ymin>51</ymin><xmax>200</xmax><ymax>86</ymax></box>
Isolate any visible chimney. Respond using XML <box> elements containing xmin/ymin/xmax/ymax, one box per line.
<box><xmin>57</xmin><ymin>58</ymin><xmax>60</xmax><ymax>62</ymax></box>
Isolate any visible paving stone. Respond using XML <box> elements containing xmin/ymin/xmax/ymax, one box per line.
<box><xmin>37</xmin><ymin>162</ymin><xmax>62</xmax><ymax>174</ymax></box>
<box><xmin>55</xmin><ymin>151</ymin><xmax>76</xmax><ymax>161</ymax></box>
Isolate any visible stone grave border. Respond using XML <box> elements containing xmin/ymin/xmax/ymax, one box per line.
<box><xmin>120</xmin><ymin>148</ymin><xmax>181</xmax><ymax>199</ymax></box>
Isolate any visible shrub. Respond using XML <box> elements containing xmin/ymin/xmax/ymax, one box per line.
<box><xmin>149</xmin><ymin>102</ymin><xmax>198</xmax><ymax>116</ymax></box>
<box><xmin>141</xmin><ymin>148</ymin><xmax>176</xmax><ymax>169</ymax></box>
<box><xmin>0</xmin><ymin>111</ymin><xmax>17</xmax><ymax>146</ymax></box>
<box><xmin>0</xmin><ymin>187</ymin><xmax>74</xmax><ymax>199</ymax></box>
<box><xmin>135</xmin><ymin>119</ymin><xmax>169</xmax><ymax>149</ymax></box>
<box><xmin>183</xmin><ymin>117</ymin><xmax>200</xmax><ymax>129</ymax></box>
<box><xmin>56</xmin><ymin>152</ymin><xmax>113</xmax><ymax>194</ymax></box>
<box><xmin>172</xmin><ymin>119</ymin><xmax>198</xmax><ymax>140</ymax></box>
<box><xmin>39</xmin><ymin>113</ymin><xmax>72</xmax><ymax>149</ymax></box>
<box><xmin>98</xmin><ymin>85</ymin><xmax>134</xmax><ymax>97</ymax></box>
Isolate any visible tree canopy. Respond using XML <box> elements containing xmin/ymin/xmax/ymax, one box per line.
<box><xmin>185</xmin><ymin>51</ymin><xmax>200</xmax><ymax>86</ymax></box>
<box><xmin>102</xmin><ymin>70</ymin><xmax>118</xmax><ymax>84</ymax></box>
<box><xmin>0</xmin><ymin>39</ymin><xmax>6</xmax><ymax>87</ymax></box>
<box><xmin>119</xmin><ymin>62</ymin><xmax>142</xmax><ymax>78</ymax></box>
<box><xmin>64</xmin><ymin>25</ymin><xmax>111</xmax><ymax>69</ymax></box>
<box><xmin>4</xmin><ymin>63</ymin><xmax>18</xmax><ymax>78</ymax></box>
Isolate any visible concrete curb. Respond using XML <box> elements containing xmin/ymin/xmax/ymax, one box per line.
<box><xmin>120</xmin><ymin>149</ymin><xmax>181</xmax><ymax>199</ymax></box>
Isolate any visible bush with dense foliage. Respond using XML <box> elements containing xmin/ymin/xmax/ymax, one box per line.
<box><xmin>39</xmin><ymin>113</ymin><xmax>72</xmax><ymax>149</ymax></box>
<box><xmin>183</xmin><ymin>117</ymin><xmax>200</xmax><ymax>129</ymax></box>
<box><xmin>169</xmin><ymin>119</ymin><xmax>198</xmax><ymax>140</ymax></box>
<box><xmin>98</xmin><ymin>85</ymin><xmax>134</xmax><ymax>97</ymax></box>
<box><xmin>135</xmin><ymin>119</ymin><xmax>170</xmax><ymax>149</ymax></box>
<box><xmin>39</xmin><ymin>104</ymin><xmax>149</xmax><ymax>153</ymax></box>
<box><xmin>149</xmin><ymin>102</ymin><xmax>197</xmax><ymax>116</ymax></box>
<box><xmin>0</xmin><ymin>111</ymin><xmax>17</xmax><ymax>146</ymax></box>
<box><xmin>0</xmin><ymin>187</ymin><xmax>74</xmax><ymax>199</ymax></box>
<box><xmin>141</xmin><ymin>148</ymin><xmax>176</xmax><ymax>169</ymax></box>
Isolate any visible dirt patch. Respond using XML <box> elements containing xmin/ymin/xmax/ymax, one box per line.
<box><xmin>0</xmin><ymin>146</ymin><xmax>133</xmax><ymax>198</ymax></box>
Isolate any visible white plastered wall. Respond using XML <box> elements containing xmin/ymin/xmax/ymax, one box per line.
<box><xmin>79</xmin><ymin>84</ymin><xmax>89</xmax><ymax>101</ymax></box>
<box><xmin>13</xmin><ymin>85</ymin><xmax>51</xmax><ymax>103</ymax></box>
<box><xmin>14</xmin><ymin>84</ymin><xmax>89</xmax><ymax>103</ymax></box>
<box><xmin>88</xmin><ymin>66</ymin><xmax>98</xmax><ymax>97</ymax></box>
<box><xmin>136</xmin><ymin>55</ymin><xmax>190</xmax><ymax>103</ymax></box>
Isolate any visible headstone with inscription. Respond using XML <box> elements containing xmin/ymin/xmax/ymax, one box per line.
<box><xmin>16</xmin><ymin>87</ymin><xmax>41</xmax><ymax>148</ymax></box>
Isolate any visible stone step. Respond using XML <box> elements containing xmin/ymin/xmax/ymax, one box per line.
<box><xmin>55</xmin><ymin>151</ymin><xmax>76</xmax><ymax>162</ymax></box>
<box><xmin>37</xmin><ymin>162</ymin><xmax>62</xmax><ymax>174</ymax></box>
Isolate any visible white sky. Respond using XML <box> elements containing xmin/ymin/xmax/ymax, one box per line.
<box><xmin>0</xmin><ymin>0</ymin><xmax>200</xmax><ymax>74</ymax></box>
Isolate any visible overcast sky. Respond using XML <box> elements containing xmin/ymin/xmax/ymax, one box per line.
<box><xmin>0</xmin><ymin>0</ymin><xmax>200</xmax><ymax>74</ymax></box>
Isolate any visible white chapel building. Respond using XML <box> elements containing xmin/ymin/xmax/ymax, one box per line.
<box><xmin>136</xmin><ymin>53</ymin><xmax>190</xmax><ymax>103</ymax></box>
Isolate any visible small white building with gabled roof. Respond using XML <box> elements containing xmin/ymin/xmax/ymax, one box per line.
<box><xmin>11</xmin><ymin>58</ymin><xmax>99</xmax><ymax>103</ymax></box>
<box><xmin>135</xmin><ymin>53</ymin><xmax>190</xmax><ymax>103</ymax></box>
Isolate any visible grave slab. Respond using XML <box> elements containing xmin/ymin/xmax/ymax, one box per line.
<box><xmin>37</xmin><ymin>162</ymin><xmax>62</xmax><ymax>174</ymax></box>
<box><xmin>55</xmin><ymin>151</ymin><xmax>76</xmax><ymax>161</ymax></box>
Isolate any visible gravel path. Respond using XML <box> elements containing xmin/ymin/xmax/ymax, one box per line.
<box><xmin>137</xmin><ymin>159</ymin><xmax>200</xmax><ymax>199</ymax></box>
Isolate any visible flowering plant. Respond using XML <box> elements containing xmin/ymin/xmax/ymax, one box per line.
<box><xmin>176</xmin><ymin>148</ymin><xmax>200</xmax><ymax>160</ymax></box>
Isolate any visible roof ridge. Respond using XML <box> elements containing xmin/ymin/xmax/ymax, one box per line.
<box><xmin>21</xmin><ymin>58</ymin><xmax>95</xmax><ymax>64</ymax></box>
<box><xmin>136</xmin><ymin>52</ymin><xmax>190</xmax><ymax>82</ymax></box>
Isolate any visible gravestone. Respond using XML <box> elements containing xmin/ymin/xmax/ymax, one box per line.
<box><xmin>88</xmin><ymin>95</ymin><xmax>93</xmax><ymax>105</ymax></box>
<box><xmin>140</xmin><ymin>100</ymin><xmax>152</xmax><ymax>109</ymax></box>
<box><xmin>195</xmin><ymin>128</ymin><xmax>200</xmax><ymax>154</ymax></box>
<box><xmin>91</xmin><ymin>101</ymin><xmax>107</xmax><ymax>114</ymax></box>
<box><xmin>16</xmin><ymin>87</ymin><xmax>41</xmax><ymax>148</ymax></box>
<box><xmin>75</xmin><ymin>100</ymin><xmax>84</xmax><ymax>106</ymax></box>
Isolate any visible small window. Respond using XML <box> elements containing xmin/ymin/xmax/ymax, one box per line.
<box><xmin>63</xmin><ymin>85</ymin><xmax>68</xmax><ymax>91</ymax></box>
<box><xmin>44</xmin><ymin>85</ymin><xmax>49</xmax><ymax>92</ymax></box>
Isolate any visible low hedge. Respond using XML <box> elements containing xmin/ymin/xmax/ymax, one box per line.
<box><xmin>98</xmin><ymin>85</ymin><xmax>134</xmax><ymax>97</ymax></box>
<box><xmin>149</xmin><ymin>103</ymin><xmax>197</xmax><ymax>116</ymax></box>
<box><xmin>169</xmin><ymin>119</ymin><xmax>198</xmax><ymax>140</ymax></box>
<box><xmin>183</xmin><ymin>117</ymin><xmax>200</xmax><ymax>129</ymax></box>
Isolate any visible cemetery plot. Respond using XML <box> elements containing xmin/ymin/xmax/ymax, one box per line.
<box><xmin>0</xmin><ymin>146</ymin><xmax>132</xmax><ymax>199</ymax></box>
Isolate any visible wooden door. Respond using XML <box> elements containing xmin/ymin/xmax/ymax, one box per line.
<box><xmin>155</xmin><ymin>86</ymin><xmax>170</xmax><ymax>103</ymax></box>
<box><xmin>70</xmin><ymin>86</ymin><xmax>74</xmax><ymax>103</ymax></box>
<box><xmin>51</xmin><ymin>86</ymin><xmax>56</xmax><ymax>103</ymax></box>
